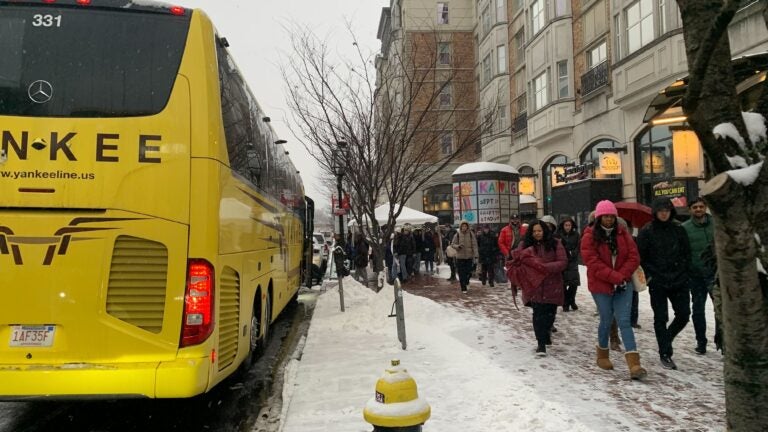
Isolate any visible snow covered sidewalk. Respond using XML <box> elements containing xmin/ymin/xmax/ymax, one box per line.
<box><xmin>279</xmin><ymin>266</ymin><xmax>725</xmax><ymax>431</ymax></box>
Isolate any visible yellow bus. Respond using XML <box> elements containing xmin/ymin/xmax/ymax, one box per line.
<box><xmin>0</xmin><ymin>0</ymin><xmax>310</xmax><ymax>399</ymax></box>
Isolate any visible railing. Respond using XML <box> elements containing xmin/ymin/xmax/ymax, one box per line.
<box><xmin>513</xmin><ymin>112</ymin><xmax>527</xmax><ymax>132</ymax></box>
<box><xmin>581</xmin><ymin>61</ymin><xmax>609</xmax><ymax>96</ymax></box>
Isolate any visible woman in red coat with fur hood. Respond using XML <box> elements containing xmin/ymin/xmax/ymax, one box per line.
<box><xmin>580</xmin><ymin>200</ymin><xmax>646</xmax><ymax>380</ymax></box>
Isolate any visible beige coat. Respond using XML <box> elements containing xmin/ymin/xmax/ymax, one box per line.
<box><xmin>451</xmin><ymin>226</ymin><xmax>479</xmax><ymax>260</ymax></box>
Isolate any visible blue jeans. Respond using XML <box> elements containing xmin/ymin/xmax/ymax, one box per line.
<box><xmin>690</xmin><ymin>276</ymin><xmax>713</xmax><ymax>346</ymax></box>
<box><xmin>593</xmin><ymin>284</ymin><xmax>637</xmax><ymax>351</ymax></box>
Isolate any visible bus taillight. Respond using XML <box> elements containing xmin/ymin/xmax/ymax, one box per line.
<box><xmin>170</xmin><ymin>6</ymin><xmax>185</xmax><ymax>16</ymax></box>
<box><xmin>76</xmin><ymin>0</ymin><xmax>91</xmax><ymax>5</ymax></box>
<box><xmin>180</xmin><ymin>259</ymin><xmax>215</xmax><ymax>348</ymax></box>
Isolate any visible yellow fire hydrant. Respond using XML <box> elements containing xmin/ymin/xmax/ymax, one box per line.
<box><xmin>363</xmin><ymin>359</ymin><xmax>431</xmax><ymax>431</ymax></box>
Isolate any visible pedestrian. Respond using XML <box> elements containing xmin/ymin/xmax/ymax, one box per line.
<box><xmin>681</xmin><ymin>197</ymin><xmax>715</xmax><ymax>355</ymax></box>
<box><xmin>507</xmin><ymin>219</ymin><xmax>567</xmax><ymax>356</ymax></box>
<box><xmin>498</xmin><ymin>213</ymin><xmax>527</xmax><ymax>259</ymax></box>
<box><xmin>557</xmin><ymin>216</ymin><xmax>581</xmax><ymax>311</ymax></box>
<box><xmin>352</xmin><ymin>233</ymin><xmax>370</xmax><ymax>285</ymax></box>
<box><xmin>580</xmin><ymin>200</ymin><xmax>646</xmax><ymax>380</ymax></box>
<box><xmin>477</xmin><ymin>224</ymin><xmax>500</xmax><ymax>287</ymax></box>
<box><xmin>443</xmin><ymin>223</ymin><xmax>458</xmax><ymax>281</ymax></box>
<box><xmin>385</xmin><ymin>232</ymin><xmax>396</xmax><ymax>284</ymax></box>
<box><xmin>422</xmin><ymin>226</ymin><xmax>437</xmax><ymax>275</ymax></box>
<box><xmin>412</xmin><ymin>227</ymin><xmax>423</xmax><ymax>276</ymax></box>
<box><xmin>450</xmin><ymin>220</ymin><xmax>479</xmax><ymax>293</ymax></box>
<box><xmin>540</xmin><ymin>215</ymin><xmax>558</xmax><ymax>235</ymax></box>
<box><xmin>637</xmin><ymin>197</ymin><xmax>692</xmax><ymax>370</ymax></box>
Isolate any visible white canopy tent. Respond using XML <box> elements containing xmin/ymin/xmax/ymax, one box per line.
<box><xmin>348</xmin><ymin>202</ymin><xmax>438</xmax><ymax>228</ymax></box>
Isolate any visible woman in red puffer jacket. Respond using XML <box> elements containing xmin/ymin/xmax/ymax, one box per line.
<box><xmin>580</xmin><ymin>200</ymin><xmax>645</xmax><ymax>380</ymax></box>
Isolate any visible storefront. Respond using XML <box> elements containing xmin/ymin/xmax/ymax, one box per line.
<box><xmin>639</xmin><ymin>52</ymin><xmax>768</xmax><ymax>212</ymax></box>
<box><xmin>548</xmin><ymin>138</ymin><xmax>626</xmax><ymax>228</ymax></box>
<box><xmin>422</xmin><ymin>184</ymin><xmax>453</xmax><ymax>225</ymax></box>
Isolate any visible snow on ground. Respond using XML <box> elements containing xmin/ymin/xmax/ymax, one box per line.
<box><xmin>279</xmin><ymin>265</ymin><xmax>724</xmax><ymax>432</ymax></box>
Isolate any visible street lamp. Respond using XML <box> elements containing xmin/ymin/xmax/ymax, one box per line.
<box><xmin>333</xmin><ymin>140</ymin><xmax>348</xmax><ymax>312</ymax></box>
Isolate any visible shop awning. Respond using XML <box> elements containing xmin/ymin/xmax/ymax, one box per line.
<box><xmin>643</xmin><ymin>51</ymin><xmax>768</xmax><ymax>123</ymax></box>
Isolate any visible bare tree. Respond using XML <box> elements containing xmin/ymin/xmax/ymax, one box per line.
<box><xmin>676</xmin><ymin>1</ymin><xmax>768</xmax><ymax>428</ymax></box>
<box><xmin>281</xmin><ymin>24</ymin><xmax>502</xmax><ymax>276</ymax></box>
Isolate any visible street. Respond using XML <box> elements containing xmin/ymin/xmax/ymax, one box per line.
<box><xmin>0</xmin><ymin>290</ymin><xmax>319</xmax><ymax>432</ymax></box>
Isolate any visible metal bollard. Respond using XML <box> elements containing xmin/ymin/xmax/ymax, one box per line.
<box><xmin>363</xmin><ymin>359</ymin><xmax>430</xmax><ymax>431</ymax></box>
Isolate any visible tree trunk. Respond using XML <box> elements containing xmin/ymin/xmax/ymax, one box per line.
<box><xmin>702</xmin><ymin>174</ymin><xmax>768</xmax><ymax>431</ymax></box>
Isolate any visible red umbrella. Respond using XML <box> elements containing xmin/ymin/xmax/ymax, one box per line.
<box><xmin>614</xmin><ymin>202</ymin><xmax>653</xmax><ymax>229</ymax></box>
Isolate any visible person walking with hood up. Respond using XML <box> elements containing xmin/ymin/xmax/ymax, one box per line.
<box><xmin>557</xmin><ymin>216</ymin><xmax>581</xmax><ymax>311</ymax></box>
<box><xmin>581</xmin><ymin>200</ymin><xmax>646</xmax><ymax>380</ymax></box>
<box><xmin>451</xmin><ymin>220</ymin><xmax>479</xmax><ymax>293</ymax></box>
<box><xmin>637</xmin><ymin>197</ymin><xmax>691</xmax><ymax>370</ymax></box>
<box><xmin>507</xmin><ymin>219</ymin><xmax>567</xmax><ymax>356</ymax></box>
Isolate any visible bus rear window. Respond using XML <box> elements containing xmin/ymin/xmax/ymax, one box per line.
<box><xmin>0</xmin><ymin>6</ymin><xmax>191</xmax><ymax>117</ymax></box>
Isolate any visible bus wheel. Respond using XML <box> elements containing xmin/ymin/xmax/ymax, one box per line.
<box><xmin>255</xmin><ymin>294</ymin><xmax>272</xmax><ymax>359</ymax></box>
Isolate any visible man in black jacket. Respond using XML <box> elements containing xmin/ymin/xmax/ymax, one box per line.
<box><xmin>637</xmin><ymin>197</ymin><xmax>692</xmax><ymax>370</ymax></box>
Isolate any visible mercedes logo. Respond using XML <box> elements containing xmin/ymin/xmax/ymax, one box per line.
<box><xmin>28</xmin><ymin>80</ymin><xmax>53</xmax><ymax>104</ymax></box>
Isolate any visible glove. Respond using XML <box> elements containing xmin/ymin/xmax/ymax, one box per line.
<box><xmin>613</xmin><ymin>281</ymin><xmax>628</xmax><ymax>293</ymax></box>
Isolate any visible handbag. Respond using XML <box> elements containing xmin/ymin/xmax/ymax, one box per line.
<box><xmin>446</xmin><ymin>245</ymin><xmax>457</xmax><ymax>258</ymax></box>
<box><xmin>632</xmin><ymin>265</ymin><xmax>648</xmax><ymax>292</ymax></box>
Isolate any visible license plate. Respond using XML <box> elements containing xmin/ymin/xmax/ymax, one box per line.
<box><xmin>9</xmin><ymin>325</ymin><xmax>56</xmax><ymax>347</ymax></box>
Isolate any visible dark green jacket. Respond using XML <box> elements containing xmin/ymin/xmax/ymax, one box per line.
<box><xmin>682</xmin><ymin>214</ymin><xmax>715</xmax><ymax>278</ymax></box>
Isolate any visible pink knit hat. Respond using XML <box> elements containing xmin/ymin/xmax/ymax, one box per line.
<box><xmin>594</xmin><ymin>200</ymin><xmax>618</xmax><ymax>218</ymax></box>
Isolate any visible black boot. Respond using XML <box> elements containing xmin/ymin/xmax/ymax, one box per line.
<box><xmin>536</xmin><ymin>343</ymin><xmax>547</xmax><ymax>357</ymax></box>
<box><xmin>660</xmin><ymin>355</ymin><xmax>677</xmax><ymax>370</ymax></box>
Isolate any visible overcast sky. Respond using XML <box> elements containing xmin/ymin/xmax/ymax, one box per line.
<box><xmin>178</xmin><ymin>0</ymin><xmax>387</xmax><ymax>206</ymax></box>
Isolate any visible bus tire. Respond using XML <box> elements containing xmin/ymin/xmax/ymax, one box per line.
<box><xmin>254</xmin><ymin>293</ymin><xmax>272</xmax><ymax>361</ymax></box>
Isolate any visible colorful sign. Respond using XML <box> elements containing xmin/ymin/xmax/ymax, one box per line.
<box><xmin>653</xmin><ymin>180</ymin><xmax>687</xmax><ymax>207</ymax></box>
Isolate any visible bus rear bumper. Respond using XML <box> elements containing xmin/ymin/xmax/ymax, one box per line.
<box><xmin>0</xmin><ymin>357</ymin><xmax>210</xmax><ymax>400</ymax></box>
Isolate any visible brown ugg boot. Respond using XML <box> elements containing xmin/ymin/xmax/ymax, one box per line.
<box><xmin>625</xmin><ymin>351</ymin><xmax>647</xmax><ymax>380</ymax></box>
<box><xmin>596</xmin><ymin>346</ymin><xmax>613</xmax><ymax>370</ymax></box>
<box><xmin>610</xmin><ymin>320</ymin><xmax>623</xmax><ymax>352</ymax></box>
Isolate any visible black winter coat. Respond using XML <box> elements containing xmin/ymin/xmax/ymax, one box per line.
<box><xmin>477</xmin><ymin>231</ymin><xmax>500</xmax><ymax>264</ymax></box>
<box><xmin>637</xmin><ymin>219</ymin><xmax>691</xmax><ymax>289</ymax></box>
<box><xmin>558</xmin><ymin>229</ymin><xmax>581</xmax><ymax>286</ymax></box>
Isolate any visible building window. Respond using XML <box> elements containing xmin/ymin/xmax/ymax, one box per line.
<box><xmin>498</xmin><ymin>99</ymin><xmax>508</xmax><ymax>132</ymax></box>
<box><xmin>482</xmin><ymin>5</ymin><xmax>491</xmax><ymax>36</ymax></box>
<box><xmin>497</xmin><ymin>45</ymin><xmax>507</xmax><ymax>74</ymax></box>
<box><xmin>439</xmin><ymin>83</ymin><xmax>452</xmax><ymax>107</ymax></box>
<box><xmin>626</xmin><ymin>0</ymin><xmax>654</xmax><ymax>54</ymax></box>
<box><xmin>531</xmin><ymin>0</ymin><xmax>545</xmax><ymax>35</ymax></box>
<box><xmin>440</xmin><ymin>133</ymin><xmax>453</xmax><ymax>155</ymax></box>
<box><xmin>533</xmin><ymin>70</ymin><xmax>548</xmax><ymax>111</ymax></box>
<box><xmin>557</xmin><ymin>61</ymin><xmax>568</xmax><ymax>98</ymax></box>
<box><xmin>437</xmin><ymin>2</ymin><xmax>449</xmax><ymax>24</ymax></box>
<box><xmin>497</xmin><ymin>0</ymin><xmax>506</xmax><ymax>22</ymax></box>
<box><xmin>482</xmin><ymin>53</ymin><xmax>492</xmax><ymax>84</ymax></box>
<box><xmin>614</xmin><ymin>15</ymin><xmax>622</xmax><ymax>60</ymax></box>
<box><xmin>514</xmin><ymin>0</ymin><xmax>524</xmax><ymax>14</ymax></box>
<box><xmin>516</xmin><ymin>92</ymin><xmax>527</xmax><ymax>114</ymax></box>
<box><xmin>515</xmin><ymin>30</ymin><xmax>525</xmax><ymax>63</ymax></box>
<box><xmin>588</xmin><ymin>41</ymin><xmax>607</xmax><ymax>68</ymax></box>
<box><xmin>542</xmin><ymin>154</ymin><xmax>568</xmax><ymax>215</ymax></box>
<box><xmin>438</xmin><ymin>42</ymin><xmax>451</xmax><ymax>65</ymax></box>
<box><xmin>634</xmin><ymin>125</ymin><xmax>674</xmax><ymax>204</ymax></box>
<box><xmin>580</xmin><ymin>138</ymin><xmax>623</xmax><ymax>179</ymax></box>
<box><xmin>658</xmin><ymin>0</ymin><xmax>667</xmax><ymax>34</ymax></box>
<box><xmin>555</xmin><ymin>0</ymin><xmax>568</xmax><ymax>17</ymax></box>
